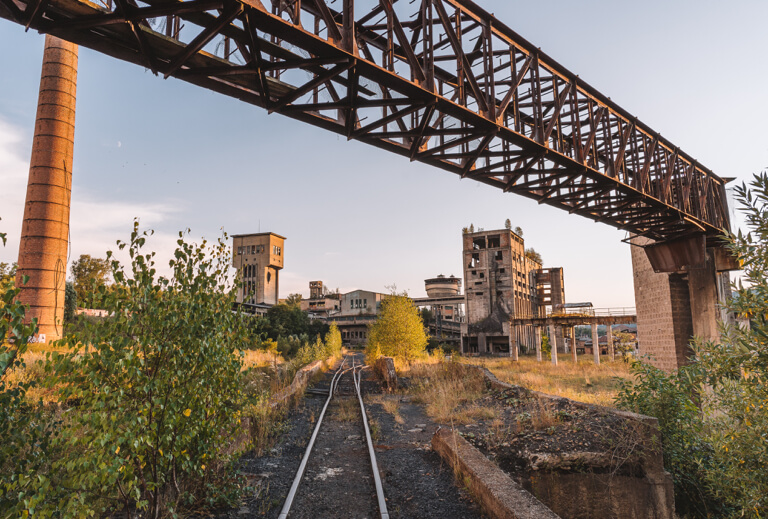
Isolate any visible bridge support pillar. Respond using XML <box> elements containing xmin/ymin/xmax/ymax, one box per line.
<box><xmin>591</xmin><ymin>322</ymin><xmax>600</xmax><ymax>365</ymax></box>
<box><xmin>534</xmin><ymin>326</ymin><xmax>542</xmax><ymax>362</ymax></box>
<box><xmin>510</xmin><ymin>326</ymin><xmax>518</xmax><ymax>361</ymax></box>
<box><xmin>606</xmin><ymin>324</ymin><xmax>614</xmax><ymax>361</ymax></box>
<box><xmin>631</xmin><ymin>237</ymin><xmax>729</xmax><ymax>371</ymax></box>
<box><xmin>570</xmin><ymin>326</ymin><xmax>577</xmax><ymax>363</ymax></box>
<box><xmin>548</xmin><ymin>324</ymin><xmax>558</xmax><ymax>365</ymax></box>
<box><xmin>16</xmin><ymin>35</ymin><xmax>78</xmax><ymax>344</ymax></box>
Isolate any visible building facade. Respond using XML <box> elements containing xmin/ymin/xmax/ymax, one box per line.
<box><xmin>460</xmin><ymin>228</ymin><xmax>547</xmax><ymax>355</ymax></box>
<box><xmin>232</xmin><ymin>232</ymin><xmax>285</xmax><ymax>306</ymax></box>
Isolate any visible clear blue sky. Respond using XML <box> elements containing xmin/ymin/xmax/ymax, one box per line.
<box><xmin>1</xmin><ymin>1</ymin><xmax>767</xmax><ymax>306</ymax></box>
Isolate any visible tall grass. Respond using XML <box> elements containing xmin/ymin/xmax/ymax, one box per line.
<box><xmin>463</xmin><ymin>355</ymin><xmax>632</xmax><ymax>406</ymax></box>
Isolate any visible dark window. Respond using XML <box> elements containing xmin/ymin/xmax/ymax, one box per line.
<box><xmin>488</xmin><ymin>235</ymin><xmax>500</xmax><ymax>248</ymax></box>
<box><xmin>495</xmin><ymin>250</ymin><xmax>503</xmax><ymax>261</ymax></box>
<box><xmin>472</xmin><ymin>237</ymin><xmax>486</xmax><ymax>250</ymax></box>
<box><xmin>499</xmin><ymin>268</ymin><xmax>506</xmax><ymax>274</ymax></box>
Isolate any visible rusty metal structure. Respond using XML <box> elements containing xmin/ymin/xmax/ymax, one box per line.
<box><xmin>1</xmin><ymin>0</ymin><xmax>730</xmax><ymax>242</ymax></box>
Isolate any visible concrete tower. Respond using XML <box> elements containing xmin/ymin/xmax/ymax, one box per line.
<box><xmin>232</xmin><ymin>232</ymin><xmax>285</xmax><ymax>305</ymax></box>
<box><xmin>16</xmin><ymin>35</ymin><xmax>78</xmax><ymax>344</ymax></box>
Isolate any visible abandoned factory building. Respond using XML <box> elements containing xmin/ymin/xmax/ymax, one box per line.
<box><xmin>232</xmin><ymin>232</ymin><xmax>285</xmax><ymax>308</ymax></box>
<box><xmin>461</xmin><ymin>228</ymin><xmax>564</xmax><ymax>355</ymax></box>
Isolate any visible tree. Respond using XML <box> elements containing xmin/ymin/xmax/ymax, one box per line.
<box><xmin>525</xmin><ymin>248</ymin><xmax>542</xmax><ymax>264</ymax></box>
<box><xmin>514</xmin><ymin>226</ymin><xmax>523</xmax><ymax>237</ymax></box>
<box><xmin>0</xmin><ymin>261</ymin><xmax>16</xmax><ymax>309</ymax></box>
<box><xmin>64</xmin><ymin>281</ymin><xmax>77</xmax><ymax>322</ymax></box>
<box><xmin>504</xmin><ymin>219</ymin><xmax>512</xmax><ymax>230</ymax></box>
<box><xmin>285</xmin><ymin>293</ymin><xmax>303</xmax><ymax>307</ymax></box>
<box><xmin>70</xmin><ymin>254</ymin><xmax>111</xmax><ymax>305</ymax></box>
<box><xmin>613</xmin><ymin>331</ymin><xmax>635</xmax><ymax>359</ymax></box>
<box><xmin>324</xmin><ymin>323</ymin><xmax>342</xmax><ymax>358</ymax></box>
<box><xmin>45</xmin><ymin>222</ymin><xmax>250</xmax><ymax>517</ymax></box>
<box><xmin>367</xmin><ymin>293</ymin><xmax>428</xmax><ymax>362</ymax></box>
<box><xmin>468</xmin><ymin>223</ymin><xmax>474</xmax><ymax>233</ymax></box>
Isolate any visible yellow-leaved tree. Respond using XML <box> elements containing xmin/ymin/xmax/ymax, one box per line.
<box><xmin>367</xmin><ymin>292</ymin><xmax>428</xmax><ymax>362</ymax></box>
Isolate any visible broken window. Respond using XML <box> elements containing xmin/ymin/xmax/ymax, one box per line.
<box><xmin>475</xmin><ymin>292</ymin><xmax>484</xmax><ymax>296</ymax></box>
<box><xmin>499</xmin><ymin>268</ymin><xmax>506</xmax><ymax>274</ymax></box>
<box><xmin>472</xmin><ymin>237</ymin><xmax>486</xmax><ymax>250</ymax></box>
<box><xmin>469</xmin><ymin>253</ymin><xmax>480</xmax><ymax>268</ymax></box>
<box><xmin>475</xmin><ymin>281</ymin><xmax>483</xmax><ymax>286</ymax></box>
<box><xmin>479</xmin><ymin>272</ymin><xmax>485</xmax><ymax>278</ymax></box>
<box><xmin>487</xmin><ymin>235</ymin><xmax>500</xmax><ymax>248</ymax></box>
<box><xmin>495</xmin><ymin>250</ymin><xmax>503</xmax><ymax>261</ymax></box>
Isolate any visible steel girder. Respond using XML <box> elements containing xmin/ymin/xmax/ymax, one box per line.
<box><xmin>0</xmin><ymin>0</ymin><xmax>730</xmax><ymax>241</ymax></box>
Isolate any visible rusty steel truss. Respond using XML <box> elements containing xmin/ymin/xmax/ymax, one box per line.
<box><xmin>1</xmin><ymin>0</ymin><xmax>731</xmax><ymax>241</ymax></box>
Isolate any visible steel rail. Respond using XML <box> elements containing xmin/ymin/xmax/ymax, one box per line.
<box><xmin>353</xmin><ymin>361</ymin><xmax>389</xmax><ymax>519</ymax></box>
<box><xmin>277</xmin><ymin>355</ymin><xmax>348</xmax><ymax>519</ymax></box>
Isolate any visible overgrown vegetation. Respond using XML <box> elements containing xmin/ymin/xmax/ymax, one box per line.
<box><xmin>406</xmin><ymin>360</ymin><xmax>488</xmax><ymax>423</ymax></box>
<box><xmin>0</xmin><ymin>221</ymin><xmax>60</xmax><ymax>516</ymax></box>
<box><xmin>1</xmin><ymin>216</ymin><xmax>343</xmax><ymax>517</ymax></box>
<box><xmin>366</xmin><ymin>292</ymin><xmax>428</xmax><ymax>362</ymax></box>
<box><xmin>616</xmin><ymin>171</ymin><xmax>768</xmax><ymax>518</ymax></box>
<box><xmin>41</xmin><ymin>223</ymin><xmax>250</xmax><ymax>517</ymax></box>
<box><xmin>465</xmin><ymin>356</ymin><xmax>632</xmax><ymax>406</ymax></box>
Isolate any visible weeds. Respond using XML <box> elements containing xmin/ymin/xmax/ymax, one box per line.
<box><xmin>464</xmin><ymin>356</ymin><xmax>632</xmax><ymax>406</ymax></box>
<box><xmin>405</xmin><ymin>361</ymin><xmax>487</xmax><ymax>424</ymax></box>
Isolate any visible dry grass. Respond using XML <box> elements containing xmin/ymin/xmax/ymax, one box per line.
<box><xmin>331</xmin><ymin>397</ymin><xmax>359</xmax><ymax>422</ymax></box>
<box><xmin>403</xmin><ymin>361</ymin><xmax>487</xmax><ymax>424</ymax></box>
<box><xmin>241</xmin><ymin>349</ymin><xmax>284</xmax><ymax>369</ymax></box>
<box><xmin>462</xmin><ymin>355</ymin><xmax>632</xmax><ymax>406</ymax></box>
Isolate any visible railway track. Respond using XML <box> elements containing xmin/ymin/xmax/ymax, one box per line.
<box><xmin>278</xmin><ymin>354</ymin><xmax>389</xmax><ymax>519</ymax></box>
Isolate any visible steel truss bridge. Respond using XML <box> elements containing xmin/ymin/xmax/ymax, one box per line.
<box><xmin>1</xmin><ymin>0</ymin><xmax>730</xmax><ymax>242</ymax></box>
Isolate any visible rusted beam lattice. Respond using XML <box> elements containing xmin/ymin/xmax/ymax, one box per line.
<box><xmin>0</xmin><ymin>0</ymin><xmax>730</xmax><ymax>241</ymax></box>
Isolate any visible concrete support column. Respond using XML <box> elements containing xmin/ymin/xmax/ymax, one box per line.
<box><xmin>688</xmin><ymin>252</ymin><xmax>721</xmax><ymax>345</ymax></box>
<box><xmin>478</xmin><ymin>333</ymin><xmax>487</xmax><ymax>354</ymax></box>
<box><xmin>16</xmin><ymin>35</ymin><xmax>78</xmax><ymax>344</ymax></box>
<box><xmin>534</xmin><ymin>326</ymin><xmax>542</xmax><ymax>362</ymax></box>
<box><xmin>549</xmin><ymin>324</ymin><xmax>558</xmax><ymax>365</ymax></box>
<box><xmin>591</xmin><ymin>322</ymin><xmax>600</xmax><ymax>365</ymax></box>
<box><xmin>571</xmin><ymin>326</ymin><xmax>578</xmax><ymax>363</ymax></box>
<box><xmin>606</xmin><ymin>324</ymin><xmax>614</xmax><ymax>361</ymax></box>
<box><xmin>510</xmin><ymin>328</ymin><xmax>518</xmax><ymax>361</ymax></box>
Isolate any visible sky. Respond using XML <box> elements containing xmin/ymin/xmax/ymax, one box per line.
<box><xmin>1</xmin><ymin>1</ymin><xmax>767</xmax><ymax>307</ymax></box>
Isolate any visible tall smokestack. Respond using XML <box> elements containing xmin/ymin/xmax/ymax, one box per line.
<box><xmin>16</xmin><ymin>35</ymin><xmax>78</xmax><ymax>344</ymax></box>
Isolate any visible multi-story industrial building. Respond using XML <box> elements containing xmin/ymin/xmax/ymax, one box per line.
<box><xmin>232</xmin><ymin>232</ymin><xmax>285</xmax><ymax>306</ymax></box>
<box><xmin>300</xmin><ymin>280</ymin><xmax>341</xmax><ymax>317</ymax></box>
<box><xmin>460</xmin><ymin>228</ymin><xmax>563</xmax><ymax>356</ymax></box>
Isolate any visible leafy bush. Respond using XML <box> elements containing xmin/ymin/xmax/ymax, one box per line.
<box><xmin>367</xmin><ymin>293</ymin><xmax>428</xmax><ymax>362</ymax></box>
<box><xmin>615</xmin><ymin>361</ymin><xmax>727</xmax><ymax>517</ymax></box>
<box><xmin>0</xmin><ymin>224</ymin><xmax>59</xmax><ymax>517</ymax></box>
<box><xmin>40</xmin><ymin>222</ymin><xmax>250</xmax><ymax>517</ymax></box>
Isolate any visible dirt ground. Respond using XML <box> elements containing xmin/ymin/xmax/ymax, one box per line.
<box><xmin>216</xmin><ymin>355</ymin><xmax>486</xmax><ymax>518</ymax></box>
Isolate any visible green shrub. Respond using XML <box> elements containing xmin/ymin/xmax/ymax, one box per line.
<box><xmin>41</xmin><ymin>222</ymin><xmax>250</xmax><ymax>517</ymax></box>
<box><xmin>0</xmin><ymin>223</ymin><xmax>60</xmax><ymax>518</ymax></box>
